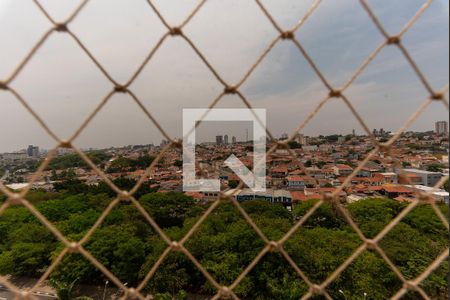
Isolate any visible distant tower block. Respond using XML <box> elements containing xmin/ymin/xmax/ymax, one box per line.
<box><xmin>435</xmin><ymin>121</ymin><xmax>448</xmax><ymax>135</ymax></box>
<box><xmin>224</xmin><ymin>135</ymin><xmax>229</xmax><ymax>144</ymax></box>
<box><xmin>216</xmin><ymin>135</ymin><xmax>223</xmax><ymax>145</ymax></box>
<box><xmin>232</xmin><ymin>136</ymin><xmax>237</xmax><ymax>144</ymax></box>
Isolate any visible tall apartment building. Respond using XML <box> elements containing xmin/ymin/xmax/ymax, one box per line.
<box><xmin>435</xmin><ymin>121</ymin><xmax>448</xmax><ymax>135</ymax></box>
<box><xmin>27</xmin><ymin>145</ymin><xmax>39</xmax><ymax>158</ymax></box>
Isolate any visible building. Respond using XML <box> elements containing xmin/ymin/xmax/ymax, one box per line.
<box><xmin>235</xmin><ymin>189</ymin><xmax>293</xmax><ymax>207</ymax></box>
<box><xmin>0</xmin><ymin>152</ymin><xmax>28</xmax><ymax>161</ymax></box>
<box><xmin>216</xmin><ymin>135</ymin><xmax>223</xmax><ymax>145</ymax></box>
<box><xmin>333</xmin><ymin>164</ymin><xmax>354</xmax><ymax>177</ymax></box>
<box><xmin>380</xmin><ymin>185</ymin><xmax>414</xmax><ymax>199</ymax></box>
<box><xmin>287</xmin><ymin>176</ymin><xmax>306</xmax><ymax>190</ymax></box>
<box><xmin>224</xmin><ymin>135</ymin><xmax>229</xmax><ymax>145</ymax></box>
<box><xmin>27</xmin><ymin>145</ymin><xmax>39</xmax><ymax>157</ymax></box>
<box><xmin>435</xmin><ymin>121</ymin><xmax>448</xmax><ymax>135</ymax></box>
<box><xmin>406</xmin><ymin>185</ymin><xmax>449</xmax><ymax>204</ymax></box>
<box><xmin>295</xmin><ymin>134</ymin><xmax>308</xmax><ymax>145</ymax></box>
<box><xmin>402</xmin><ymin>169</ymin><xmax>443</xmax><ymax>187</ymax></box>
<box><xmin>377</xmin><ymin>173</ymin><xmax>399</xmax><ymax>184</ymax></box>
<box><xmin>232</xmin><ymin>136</ymin><xmax>237</xmax><ymax>144</ymax></box>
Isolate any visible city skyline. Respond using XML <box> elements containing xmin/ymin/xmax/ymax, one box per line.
<box><xmin>1</xmin><ymin>121</ymin><xmax>447</xmax><ymax>154</ymax></box>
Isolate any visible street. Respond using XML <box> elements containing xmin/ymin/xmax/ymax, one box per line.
<box><xmin>0</xmin><ymin>285</ymin><xmax>56</xmax><ymax>300</ymax></box>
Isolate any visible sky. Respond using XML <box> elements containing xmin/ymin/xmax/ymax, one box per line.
<box><xmin>0</xmin><ymin>0</ymin><xmax>448</xmax><ymax>152</ymax></box>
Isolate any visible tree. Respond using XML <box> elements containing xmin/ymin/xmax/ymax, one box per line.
<box><xmin>317</xmin><ymin>161</ymin><xmax>326</xmax><ymax>169</ymax></box>
<box><xmin>139</xmin><ymin>193</ymin><xmax>197</xmax><ymax>228</ymax></box>
<box><xmin>228</xmin><ymin>180</ymin><xmax>239</xmax><ymax>189</ymax></box>
<box><xmin>427</xmin><ymin>164</ymin><xmax>444</xmax><ymax>172</ymax></box>
<box><xmin>49</xmin><ymin>278</ymin><xmax>79</xmax><ymax>300</ymax></box>
<box><xmin>1</xmin><ymin>194</ymin><xmax>448</xmax><ymax>299</ymax></box>
<box><xmin>288</xmin><ymin>141</ymin><xmax>302</xmax><ymax>149</ymax></box>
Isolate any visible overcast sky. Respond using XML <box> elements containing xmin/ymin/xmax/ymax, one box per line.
<box><xmin>0</xmin><ymin>0</ymin><xmax>448</xmax><ymax>152</ymax></box>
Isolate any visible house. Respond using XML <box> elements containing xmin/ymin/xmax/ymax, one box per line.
<box><xmin>332</xmin><ymin>164</ymin><xmax>354</xmax><ymax>177</ymax></box>
<box><xmin>271</xmin><ymin>166</ymin><xmax>289</xmax><ymax>178</ymax></box>
<box><xmin>307</xmin><ymin>167</ymin><xmax>326</xmax><ymax>179</ymax></box>
<box><xmin>322</xmin><ymin>168</ymin><xmax>336</xmax><ymax>178</ymax></box>
<box><xmin>290</xmin><ymin>191</ymin><xmax>321</xmax><ymax>203</ymax></box>
<box><xmin>287</xmin><ymin>176</ymin><xmax>306</xmax><ymax>190</ymax></box>
<box><xmin>357</xmin><ymin>168</ymin><xmax>373</xmax><ymax>178</ymax></box>
<box><xmin>399</xmin><ymin>173</ymin><xmax>424</xmax><ymax>185</ymax></box>
<box><xmin>380</xmin><ymin>185</ymin><xmax>414</xmax><ymax>199</ymax></box>
<box><xmin>374</xmin><ymin>173</ymin><xmax>398</xmax><ymax>184</ymax></box>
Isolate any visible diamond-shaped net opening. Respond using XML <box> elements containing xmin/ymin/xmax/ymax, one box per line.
<box><xmin>0</xmin><ymin>0</ymin><xmax>448</xmax><ymax>299</ymax></box>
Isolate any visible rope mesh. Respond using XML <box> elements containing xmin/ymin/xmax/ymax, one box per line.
<box><xmin>0</xmin><ymin>0</ymin><xmax>449</xmax><ymax>299</ymax></box>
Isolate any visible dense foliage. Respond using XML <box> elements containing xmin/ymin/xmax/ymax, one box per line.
<box><xmin>0</xmin><ymin>188</ymin><xmax>447</xmax><ymax>299</ymax></box>
<box><xmin>46</xmin><ymin>151</ymin><xmax>112</xmax><ymax>170</ymax></box>
<box><xmin>106</xmin><ymin>155</ymin><xmax>155</xmax><ymax>173</ymax></box>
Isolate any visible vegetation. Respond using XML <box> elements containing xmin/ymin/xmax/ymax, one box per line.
<box><xmin>46</xmin><ymin>151</ymin><xmax>112</xmax><ymax>170</ymax></box>
<box><xmin>106</xmin><ymin>154</ymin><xmax>155</xmax><ymax>173</ymax></box>
<box><xmin>287</xmin><ymin>141</ymin><xmax>302</xmax><ymax>149</ymax></box>
<box><xmin>0</xmin><ymin>187</ymin><xmax>448</xmax><ymax>299</ymax></box>
<box><xmin>426</xmin><ymin>164</ymin><xmax>446</xmax><ymax>173</ymax></box>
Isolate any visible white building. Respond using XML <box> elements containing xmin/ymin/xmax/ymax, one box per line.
<box><xmin>402</xmin><ymin>169</ymin><xmax>443</xmax><ymax>187</ymax></box>
<box><xmin>435</xmin><ymin>121</ymin><xmax>448</xmax><ymax>135</ymax></box>
<box><xmin>406</xmin><ymin>185</ymin><xmax>449</xmax><ymax>204</ymax></box>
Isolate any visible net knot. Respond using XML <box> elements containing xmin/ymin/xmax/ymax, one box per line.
<box><xmin>119</xmin><ymin>191</ymin><xmax>132</xmax><ymax>202</ymax></box>
<box><xmin>9</xmin><ymin>193</ymin><xmax>22</xmax><ymax>205</ymax></box>
<box><xmin>365</xmin><ymin>239</ymin><xmax>377</xmax><ymax>250</ymax></box>
<box><xmin>224</xmin><ymin>85</ymin><xmax>237</xmax><ymax>94</ymax></box>
<box><xmin>311</xmin><ymin>284</ymin><xmax>323</xmax><ymax>295</ymax></box>
<box><xmin>281</xmin><ymin>31</ymin><xmax>295</xmax><ymax>40</ymax></box>
<box><xmin>387</xmin><ymin>36</ymin><xmax>400</xmax><ymax>45</ymax></box>
<box><xmin>171</xmin><ymin>241</ymin><xmax>181</xmax><ymax>250</ymax></box>
<box><xmin>55</xmin><ymin>23</ymin><xmax>68</xmax><ymax>32</ymax></box>
<box><xmin>128</xmin><ymin>288</ymin><xmax>138</xmax><ymax>298</ymax></box>
<box><xmin>220</xmin><ymin>286</ymin><xmax>231</xmax><ymax>297</ymax></box>
<box><xmin>378</xmin><ymin>143</ymin><xmax>391</xmax><ymax>153</ymax></box>
<box><xmin>60</xmin><ymin>140</ymin><xmax>72</xmax><ymax>149</ymax></box>
<box><xmin>277</xmin><ymin>140</ymin><xmax>289</xmax><ymax>148</ymax></box>
<box><xmin>269</xmin><ymin>241</ymin><xmax>280</xmax><ymax>251</ymax></box>
<box><xmin>173</xmin><ymin>139</ymin><xmax>183</xmax><ymax>148</ymax></box>
<box><xmin>68</xmin><ymin>242</ymin><xmax>80</xmax><ymax>253</ymax></box>
<box><xmin>329</xmin><ymin>90</ymin><xmax>342</xmax><ymax>98</ymax></box>
<box><xmin>114</xmin><ymin>85</ymin><xmax>127</xmax><ymax>93</ymax></box>
<box><xmin>418</xmin><ymin>192</ymin><xmax>433</xmax><ymax>204</ymax></box>
<box><xmin>432</xmin><ymin>92</ymin><xmax>444</xmax><ymax>100</ymax></box>
<box><xmin>19</xmin><ymin>290</ymin><xmax>31</xmax><ymax>300</ymax></box>
<box><xmin>403</xmin><ymin>281</ymin><xmax>417</xmax><ymax>291</ymax></box>
<box><xmin>170</xmin><ymin>27</ymin><xmax>183</xmax><ymax>36</ymax></box>
<box><xmin>323</xmin><ymin>192</ymin><xmax>335</xmax><ymax>203</ymax></box>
